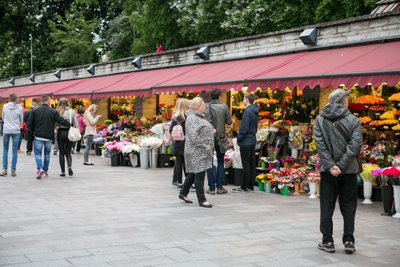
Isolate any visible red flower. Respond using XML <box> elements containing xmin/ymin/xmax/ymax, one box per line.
<box><xmin>348</xmin><ymin>104</ymin><xmax>366</xmax><ymax>113</ymax></box>
<box><xmin>382</xmin><ymin>167</ymin><xmax>400</xmax><ymax>177</ymax></box>
<box><xmin>369</xmin><ymin>157</ymin><xmax>376</xmax><ymax>164</ymax></box>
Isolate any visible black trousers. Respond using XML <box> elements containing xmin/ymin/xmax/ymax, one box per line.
<box><xmin>180</xmin><ymin>171</ymin><xmax>206</xmax><ymax>204</ymax></box>
<box><xmin>57</xmin><ymin>129</ymin><xmax>73</xmax><ymax>173</ymax></box>
<box><xmin>240</xmin><ymin>147</ymin><xmax>256</xmax><ymax>190</ymax></box>
<box><xmin>320</xmin><ymin>172</ymin><xmax>358</xmax><ymax>244</ymax></box>
<box><xmin>172</xmin><ymin>154</ymin><xmax>186</xmax><ymax>184</ymax></box>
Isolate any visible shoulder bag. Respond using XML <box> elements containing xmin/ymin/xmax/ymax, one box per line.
<box><xmin>68</xmin><ymin>110</ymin><xmax>82</xmax><ymax>142</ymax></box>
<box><xmin>331</xmin><ymin>120</ymin><xmax>363</xmax><ymax>173</ymax></box>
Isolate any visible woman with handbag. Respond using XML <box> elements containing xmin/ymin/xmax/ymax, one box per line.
<box><xmin>83</xmin><ymin>104</ymin><xmax>102</xmax><ymax>166</ymax></box>
<box><xmin>56</xmin><ymin>98</ymin><xmax>79</xmax><ymax>177</ymax></box>
<box><xmin>169</xmin><ymin>98</ymin><xmax>190</xmax><ymax>187</ymax></box>
<box><xmin>179</xmin><ymin>97</ymin><xmax>215</xmax><ymax>208</ymax></box>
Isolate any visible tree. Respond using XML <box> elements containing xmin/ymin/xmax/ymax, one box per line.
<box><xmin>49</xmin><ymin>4</ymin><xmax>98</xmax><ymax>67</ymax></box>
<box><xmin>102</xmin><ymin>15</ymin><xmax>135</xmax><ymax>59</ymax></box>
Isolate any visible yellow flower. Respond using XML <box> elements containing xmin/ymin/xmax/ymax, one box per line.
<box><xmin>359</xmin><ymin>116</ymin><xmax>372</xmax><ymax>124</ymax></box>
<box><xmin>393</xmin><ymin>124</ymin><xmax>400</xmax><ymax>131</ymax></box>
<box><xmin>273</xmin><ymin>111</ymin><xmax>282</xmax><ymax>119</ymax></box>
<box><xmin>379</xmin><ymin>111</ymin><xmax>395</xmax><ymax>120</ymax></box>
<box><xmin>378</xmin><ymin>119</ymin><xmax>398</xmax><ymax>125</ymax></box>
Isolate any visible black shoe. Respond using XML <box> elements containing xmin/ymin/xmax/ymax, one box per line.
<box><xmin>68</xmin><ymin>168</ymin><xmax>73</xmax><ymax>176</ymax></box>
<box><xmin>318</xmin><ymin>242</ymin><xmax>335</xmax><ymax>253</ymax></box>
<box><xmin>60</xmin><ymin>173</ymin><xmax>66</xmax><ymax>177</ymax></box>
<box><xmin>344</xmin><ymin>241</ymin><xmax>355</xmax><ymax>254</ymax></box>
<box><xmin>179</xmin><ymin>194</ymin><xmax>193</xmax><ymax>203</ymax></box>
<box><xmin>199</xmin><ymin>202</ymin><xmax>213</xmax><ymax>208</ymax></box>
<box><xmin>232</xmin><ymin>187</ymin><xmax>248</xmax><ymax>193</ymax></box>
<box><xmin>83</xmin><ymin>162</ymin><xmax>94</xmax><ymax>165</ymax></box>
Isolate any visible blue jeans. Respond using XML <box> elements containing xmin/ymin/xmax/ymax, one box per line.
<box><xmin>207</xmin><ymin>142</ymin><xmax>225</xmax><ymax>191</ymax></box>
<box><xmin>34</xmin><ymin>137</ymin><xmax>52</xmax><ymax>172</ymax></box>
<box><xmin>2</xmin><ymin>133</ymin><xmax>21</xmax><ymax>170</ymax></box>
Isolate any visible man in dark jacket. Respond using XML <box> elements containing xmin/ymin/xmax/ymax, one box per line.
<box><xmin>313</xmin><ymin>88</ymin><xmax>362</xmax><ymax>255</ymax></box>
<box><xmin>27</xmin><ymin>95</ymin><xmax>69</xmax><ymax>179</ymax></box>
<box><xmin>23</xmin><ymin>101</ymin><xmax>36</xmax><ymax>155</ymax></box>
<box><xmin>233</xmin><ymin>93</ymin><xmax>259</xmax><ymax>192</ymax></box>
<box><xmin>205</xmin><ymin>88</ymin><xmax>232</xmax><ymax>195</ymax></box>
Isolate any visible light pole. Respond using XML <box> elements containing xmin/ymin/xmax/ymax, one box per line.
<box><xmin>29</xmin><ymin>34</ymin><xmax>33</xmax><ymax>74</ymax></box>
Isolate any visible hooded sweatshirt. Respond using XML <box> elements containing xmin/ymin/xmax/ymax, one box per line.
<box><xmin>313</xmin><ymin>103</ymin><xmax>362</xmax><ymax>174</ymax></box>
<box><xmin>237</xmin><ymin>104</ymin><xmax>259</xmax><ymax>149</ymax></box>
<box><xmin>2</xmin><ymin>102</ymin><xmax>23</xmax><ymax>134</ymax></box>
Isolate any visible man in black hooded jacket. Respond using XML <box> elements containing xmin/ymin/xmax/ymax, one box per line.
<box><xmin>233</xmin><ymin>93</ymin><xmax>259</xmax><ymax>192</ymax></box>
<box><xmin>313</xmin><ymin>88</ymin><xmax>362</xmax><ymax>254</ymax></box>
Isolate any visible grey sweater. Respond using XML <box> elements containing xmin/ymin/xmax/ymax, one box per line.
<box><xmin>2</xmin><ymin>102</ymin><xmax>23</xmax><ymax>134</ymax></box>
<box><xmin>313</xmin><ymin>103</ymin><xmax>362</xmax><ymax>174</ymax></box>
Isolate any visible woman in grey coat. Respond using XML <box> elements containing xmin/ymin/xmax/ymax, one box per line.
<box><xmin>179</xmin><ymin>97</ymin><xmax>215</xmax><ymax>208</ymax></box>
<box><xmin>313</xmin><ymin>88</ymin><xmax>362</xmax><ymax>254</ymax></box>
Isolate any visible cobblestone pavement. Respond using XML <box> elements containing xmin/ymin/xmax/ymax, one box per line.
<box><xmin>0</xmin><ymin>146</ymin><xmax>399</xmax><ymax>266</ymax></box>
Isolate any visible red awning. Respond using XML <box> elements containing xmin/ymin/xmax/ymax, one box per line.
<box><xmin>0</xmin><ymin>41</ymin><xmax>399</xmax><ymax>99</ymax></box>
<box><xmin>247</xmin><ymin>41</ymin><xmax>400</xmax><ymax>90</ymax></box>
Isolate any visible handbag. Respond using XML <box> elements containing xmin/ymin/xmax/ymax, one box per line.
<box><xmin>217</xmin><ymin>135</ymin><xmax>230</xmax><ymax>154</ymax></box>
<box><xmin>331</xmin><ymin>120</ymin><xmax>363</xmax><ymax>173</ymax></box>
<box><xmin>68</xmin><ymin>110</ymin><xmax>82</xmax><ymax>142</ymax></box>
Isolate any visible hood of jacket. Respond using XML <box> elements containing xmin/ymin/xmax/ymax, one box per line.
<box><xmin>247</xmin><ymin>104</ymin><xmax>259</xmax><ymax>116</ymax></box>
<box><xmin>5</xmin><ymin>102</ymin><xmax>20</xmax><ymax>110</ymax></box>
<box><xmin>320</xmin><ymin>103</ymin><xmax>351</xmax><ymax>121</ymax></box>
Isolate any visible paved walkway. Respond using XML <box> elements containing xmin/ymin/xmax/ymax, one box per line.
<box><xmin>0</xmin><ymin>144</ymin><xmax>399</xmax><ymax>266</ymax></box>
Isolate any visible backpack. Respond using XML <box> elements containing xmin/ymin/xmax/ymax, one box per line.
<box><xmin>163</xmin><ymin>123</ymin><xmax>173</xmax><ymax>146</ymax></box>
<box><xmin>171</xmin><ymin>121</ymin><xmax>185</xmax><ymax>141</ymax></box>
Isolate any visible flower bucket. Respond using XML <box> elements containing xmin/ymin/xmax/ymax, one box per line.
<box><xmin>268</xmin><ymin>162</ymin><xmax>273</xmax><ymax>170</ymax></box>
<box><xmin>362</xmin><ymin>180</ymin><xmax>373</xmax><ymax>204</ymax></box>
<box><xmin>381</xmin><ymin>185</ymin><xmax>393</xmax><ymax>216</ymax></box>
<box><xmin>283</xmin><ymin>162</ymin><xmax>289</xmax><ymax>168</ymax></box>
<box><xmin>293</xmin><ymin>181</ymin><xmax>300</xmax><ymax>195</ymax></box>
<box><xmin>299</xmin><ymin>182</ymin><xmax>305</xmax><ymax>193</ymax></box>
<box><xmin>281</xmin><ymin>186</ymin><xmax>289</xmax><ymax>196</ymax></box>
<box><xmin>291</xmin><ymin>148</ymin><xmax>298</xmax><ymax>159</ymax></box>
<box><xmin>309</xmin><ymin>182</ymin><xmax>317</xmax><ymax>198</ymax></box>
<box><xmin>258</xmin><ymin>181</ymin><xmax>265</xmax><ymax>191</ymax></box>
<box><xmin>261</xmin><ymin>161</ymin><xmax>266</xmax><ymax>169</ymax></box>
<box><xmin>150</xmin><ymin>148</ymin><xmax>158</xmax><ymax>168</ymax></box>
<box><xmin>264</xmin><ymin>183</ymin><xmax>271</xmax><ymax>192</ymax></box>
<box><xmin>140</xmin><ymin>148</ymin><xmax>150</xmax><ymax>169</ymax></box>
<box><xmin>110</xmin><ymin>153</ymin><xmax>120</xmax><ymax>167</ymax></box>
<box><xmin>392</xmin><ymin>185</ymin><xmax>400</xmax><ymax>218</ymax></box>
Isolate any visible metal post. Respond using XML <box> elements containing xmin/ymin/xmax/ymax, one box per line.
<box><xmin>29</xmin><ymin>34</ymin><xmax>33</xmax><ymax>74</ymax></box>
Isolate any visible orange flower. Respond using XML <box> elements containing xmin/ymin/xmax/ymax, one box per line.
<box><xmin>354</xmin><ymin>95</ymin><xmax>385</xmax><ymax>105</ymax></box>
<box><xmin>388</xmin><ymin>93</ymin><xmax>400</xmax><ymax>102</ymax></box>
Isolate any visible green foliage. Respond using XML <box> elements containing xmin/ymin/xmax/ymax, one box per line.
<box><xmin>49</xmin><ymin>5</ymin><xmax>98</xmax><ymax>67</ymax></box>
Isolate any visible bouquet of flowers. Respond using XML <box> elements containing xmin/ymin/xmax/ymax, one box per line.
<box><xmin>381</xmin><ymin>167</ymin><xmax>400</xmax><ymax>186</ymax></box>
<box><xmin>104</xmin><ymin>141</ymin><xmax>124</xmax><ymax>155</ymax></box>
<box><xmin>256</xmin><ymin>128</ymin><xmax>270</xmax><ymax>142</ymax></box>
<box><xmin>307</xmin><ymin>172</ymin><xmax>321</xmax><ymax>183</ymax></box>
<box><xmin>140</xmin><ymin>136</ymin><xmax>164</xmax><ymax>149</ymax></box>
<box><xmin>288</xmin><ymin>126</ymin><xmax>303</xmax><ymax>149</ymax></box>
<box><xmin>122</xmin><ymin>143</ymin><xmax>141</xmax><ymax>155</ymax></box>
<box><xmin>150</xmin><ymin>123</ymin><xmax>165</xmax><ymax>139</ymax></box>
<box><xmin>359</xmin><ymin>163</ymin><xmax>380</xmax><ymax>181</ymax></box>
<box><xmin>267</xmin><ymin>146</ymin><xmax>279</xmax><ymax>162</ymax></box>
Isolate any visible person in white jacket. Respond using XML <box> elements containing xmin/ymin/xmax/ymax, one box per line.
<box><xmin>83</xmin><ymin>104</ymin><xmax>102</xmax><ymax>165</ymax></box>
<box><xmin>1</xmin><ymin>93</ymin><xmax>23</xmax><ymax>177</ymax></box>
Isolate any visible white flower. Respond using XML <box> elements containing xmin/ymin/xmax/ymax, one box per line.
<box><xmin>150</xmin><ymin>123</ymin><xmax>165</xmax><ymax>138</ymax></box>
<box><xmin>122</xmin><ymin>143</ymin><xmax>141</xmax><ymax>155</ymax></box>
<box><xmin>140</xmin><ymin>136</ymin><xmax>164</xmax><ymax>149</ymax></box>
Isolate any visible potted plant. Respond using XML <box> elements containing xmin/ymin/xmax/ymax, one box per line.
<box><xmin>359</xmin><ymin>164</ymin><xmax>380</xmax><ymax>204</ymax></box>
<box><xmin>384</xmin><ymin>167</ymin><xmax>400</xmax><ymax>218</ymax></box>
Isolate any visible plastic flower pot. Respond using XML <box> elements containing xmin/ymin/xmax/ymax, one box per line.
<box><xmin>258</xmin><ymin>181</ymin><xmax>265</xmax><ymax>191</ymax></box>
<box><xmin>261</xmin><ymin>161</ymin><xmax>266</xmax><ymax>169</ymax></box>
<box><xmin>110</xmin><ymin>153</ymin><xmax>120</xmax><ymax>167</ymax></box>
<box><xmin>392</xmin><ymin>185</ymin><xmax>400</xmax><ymax>218</ymax></box>
<box><xmin>362</xmin><ymin>180</ymin><xmax>373</xmax><ymax>204</ymax></box>
<box><xmin>381</xmin><ymin>185</ymin><xmax>393</xmax><ymax>216</ymax></box>
<box><xmin>281</xmin><ymin>186</ymin><xmax>289</xmax><ymax>196</ymax></box>
<box><xmin>264</xmin><ymin>183</ymin><xmax>271</xmax><ymax>192</ymax></box>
